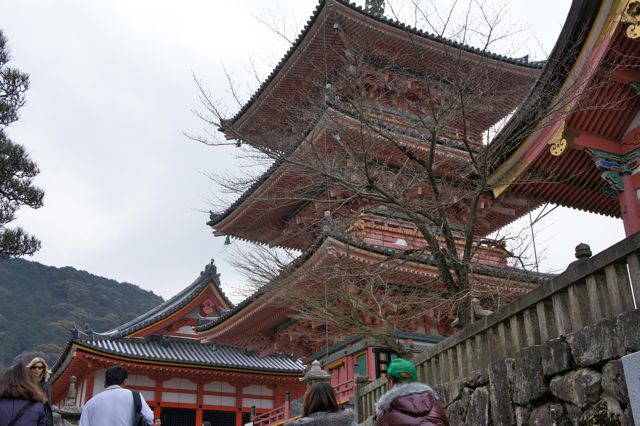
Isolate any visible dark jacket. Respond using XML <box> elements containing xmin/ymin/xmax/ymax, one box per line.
<box><xmin>286</xmin><ymin>409</ymin><xmax>357</xmax><ymax>426</ymax></box>
<box><xmin>37</xmin><ymin>380</ymin><xmax>53</xmax><ymax>426</ymax></box>
<box><xmin>0</xmin><ymin>398</ymin><xmax>47</xmax><ymax>426</ymax></box>
<box><xmin>374</xmin><ymin>382</ymin><xmax>448</xmax><ymax>426</ymax></box>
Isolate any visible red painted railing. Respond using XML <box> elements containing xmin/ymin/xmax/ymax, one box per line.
<box><xmin>334</xmin><ymin>379</ymin><xmax>355</xmax><ymax>404</ymax></box>
<box><xmin>252</xmin><ymin>406</ymin><xmax>286</xmax><ymax>426</ymax></box>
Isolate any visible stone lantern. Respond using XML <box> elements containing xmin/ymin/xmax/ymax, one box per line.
<box><xmin>300</xmin><ymin>360</ymin><xmax>332</xmax><ymax>385</ymax></box>
<box><xmin>54</xmin><ymin>376</ymin><xmax>82</xmax><ymax>425</ymax></box>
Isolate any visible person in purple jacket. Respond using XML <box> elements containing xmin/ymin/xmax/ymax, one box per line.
<box><xmin>0</xmin><ymin>364</ymin><xmax>47</xmax><ymax>426</ymax></box>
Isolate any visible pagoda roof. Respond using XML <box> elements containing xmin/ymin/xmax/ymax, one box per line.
<box><xmin>55</xmin><ymin>337</ymin><xmax>304</xmax><ymax>374</ymax></box>
<box><xmin>221</xmin><ymin>0</ymin><xmax>542</xmax><ymax>157</ymax></box>
<box><xmin>88</xmin><ymin>260</ymin><xmax>232</xmax><ymax>340</ymax></box>
<box><xmin>211</xmin><ymin>106</ymin><xmax>483</xmax><ymax>231</ymax></box>
<box><xmin>210</xmin><ymin>106</ymin><xmax>533</xmax><ymax>248</ymax></box>
<box><xmin>486</xmin><ymin>1</ymin><xmax>639</xmax><ymax>216</ymax></box>
<box><xmin>196</xmin><ymin>231</ymin><xmax>552</xmax><ymax>335</ymax></box>
<box><xmin>222</xmin><ymin>0</ymin><xmax>542</xmax><ymax>133</ymax></box>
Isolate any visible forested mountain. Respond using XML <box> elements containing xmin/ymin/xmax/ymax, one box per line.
<box><xmin>0</xmin><ymin>258</ymin><xmax>163</xmax><ymax>371</ymax></box>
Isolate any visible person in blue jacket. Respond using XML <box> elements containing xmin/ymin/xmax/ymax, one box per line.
<box><xmin>0</xmin><ymin>364</ymin><xmax>47</xmax><ymax>426</ymax></box>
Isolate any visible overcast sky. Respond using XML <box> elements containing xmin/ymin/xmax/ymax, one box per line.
<box><xmin>1</xmin><ymin>0</ymin><xmax>624</xmax><ymax>302</ymax></box>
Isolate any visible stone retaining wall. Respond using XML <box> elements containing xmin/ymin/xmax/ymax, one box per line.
<box><xmin>434</xmin><ymin>310</ymin><xmax>639</xmax><ymax>425</ymax></box>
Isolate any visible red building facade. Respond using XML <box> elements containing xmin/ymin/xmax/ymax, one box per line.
<box><xmin>51</xmin><ymin>262</ymin><xmax>306</xmax><ymax>426</ymax></box>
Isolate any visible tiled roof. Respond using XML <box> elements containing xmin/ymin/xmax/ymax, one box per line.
<box><xmin>485</xmin><ymin>0</ymin><xmax>602</xmax><ymax>171</ymax></box>
<box><xmin>89</xmin><ymin>260</ymin><xmax>231</xmax><ymax>340</ymax></box>
<box><xmin>222</xmin><ymin>0</ymin><xmax>543</xmax><ymax>130</ymax></box>
<box><xmin>209</xmin><ymin>102</ymin><xmax>482</xmax><ymax>230</ymax></box>
<box><xmin>195</xmin><ymin>231</ymin><xmax>554</xmax><ymax>332</ymax></box>
<box><xmin>75</xmin><ymin>337</ymin><xmax>304</xmax><ymax>373</ymax></box>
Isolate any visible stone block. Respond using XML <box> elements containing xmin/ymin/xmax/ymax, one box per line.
<box><xmin>515</xmin><ymin>406</ymin><xmax>529</xmax><ymax>426</ymax></box>
<box><xmin>513</xmin><ymin>345</ymin><xmax>547</xmax><ymax>405</ymax></box>
<box><xmin>465</xmin><ymin>386</ymin><xmax>489</xmax><ymax>426</ymax></box>
<box><xmin>542</xmin><ymin>338</ymin><xmax>573</xmax><ymax>376</ymax></box>
<box><xmin>566</xmin><ymin>318</ymin><xmax>625</xmax><ymax>367</ymax></box>
<box><xmin>622</xmin><ymin>351</ymin><xmax>640</xmax><ymax>426</ymax></box>
<box><xmin>601</xmin><ymin>359</ymin><xmax>629</xmax><ymax>404</ymax></box>
<box><xmin>617</xmin><ymin>309</ymin><xmax>640</xmax><ymax>352</ymax></box>
<box><xmin>464</xmin><ymin>369</ymin><xmax>488</xmax><ymax>387</ymax></box>
<box><xmin>549</xmin><ymin>368</ymin><xmax>602</xmax><ymax>408</ymax></box>
<box><xmin>622</xmin><ymin>406</ymin><xmax>634</xmax><ymax>426</ymax></box>
<box><xmin>578</xmin><ymin>394</ymin><xmax>623</xmax><ymax>425</ymax></box>
<box><xmin>445</xmin><ymin>387</ymin><xmax>471</xmax><ymax>426</ymax></box>
<box><xmin>433</xmin><ymin>379</ymin><xmax>465</xmax><ymax>407</ymax></box>
<box><xmin>529</xmin><ymin>403</ymin><xmax>570</xmax><ymax>426</ymax></box>
<box><xmin>488</xmin><ymin>358</ymin><xmax>514</xmax><ymax>426</ymax></box>
<box><xmin>563</xmin><ymin>403</ymin><xmax>581</xmax><ymax>426</ymax></box>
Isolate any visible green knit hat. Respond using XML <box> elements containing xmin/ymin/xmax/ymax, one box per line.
<box><xmin>386</xmin><ymin>358</ymin><xmax>417</xmax><ymax>381</ymax></box>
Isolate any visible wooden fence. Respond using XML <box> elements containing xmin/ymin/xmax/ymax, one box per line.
<box><xmin>356</xmin><ymin>233</ymin><xmax>640</xmax><ymax>423</ymax></box>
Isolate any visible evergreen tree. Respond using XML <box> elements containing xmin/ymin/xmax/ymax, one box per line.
<box><xmin>0</xmin><ymin>29</ymin><xmax>43</xmax><ymax>258</ymax></box>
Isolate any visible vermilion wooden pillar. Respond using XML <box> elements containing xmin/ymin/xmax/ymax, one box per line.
<box><xmin>195</xmin><ymin>382</ymin><xmax>204</xmax><ymax>426</ymax></box>
<box><xmin>622</xmin><ymin>174</ymin><xmax>640</xmax><ymax>236</ymax></box>
<box><xmin>84</xmin><ymin>371</ymin><xmax>95</xmax><ymax>402</ymax></box>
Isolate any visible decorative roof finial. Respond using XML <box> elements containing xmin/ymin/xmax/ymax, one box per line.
<box><xmin>365</xmin><ymin>0</ymin><xmax>385</xmax><ymax>15</ymax></box>
<box><xmin>203</xmin><ymin>259</ymin><xmax>218</xmax><ymax>277</ymax></box>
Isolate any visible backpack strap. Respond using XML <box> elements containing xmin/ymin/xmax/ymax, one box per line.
<box><xmin>132</xmin><ymin>390</ymin><xmax>142</xmax><ymax>413</ymax></box>
<box><xmin>8</xmin><ymin>401</ymin><xmax>36</xmax><ymax>426</ymax></box>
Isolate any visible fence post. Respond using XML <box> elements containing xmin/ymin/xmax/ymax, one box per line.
<box><xmin>354</xmin><ymin>376</ymin><xmax>369</xmax><ymax>423</ymax></box>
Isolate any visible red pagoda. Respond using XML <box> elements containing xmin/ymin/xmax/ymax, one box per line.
<box><xmin>202</xmin><ymin>0</ymin><xmax>547</xmax><ymax>358</ymax></box>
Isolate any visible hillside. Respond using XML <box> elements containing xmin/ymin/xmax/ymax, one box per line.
<box><xmin>0</xmin><ymin>258</ymin><xmax>163</xmax><ymax>371</ymax></box>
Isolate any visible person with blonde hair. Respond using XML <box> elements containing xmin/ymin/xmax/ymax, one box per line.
<box><xmin>27</xmin><ymin>357</ymin><xmax>53</xmax><ymax>426</ymax></box>
<box><xmin>0</xmin><ymin>364</ymin><xmax>47</xmax><ymax>425</ymax></box>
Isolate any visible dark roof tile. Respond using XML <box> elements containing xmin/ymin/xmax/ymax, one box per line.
<box><xmin>75</xmin><ymin>337</ymin><xmax>304</xmax><ymax>373</ymax></box>
<box><xmin>91</xmin><ymin>260</ymin><xmax>231</xmax><ymax>340</ymax></box>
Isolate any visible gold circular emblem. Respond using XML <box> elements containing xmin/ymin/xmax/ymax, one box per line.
<box><xmin>626</xmin><ymin>24</ymin><xmax>640</xmax><ymax>39</ymax></box>
<box><xmin>549</xmin><ymin>138</ymin><xmax>567</xmax><ymax>157</ymax></box>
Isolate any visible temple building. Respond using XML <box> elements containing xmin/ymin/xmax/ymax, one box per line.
<box><xmin>487</xmin><ymin>0</ymin><xmax>640</xmax><ymax>236</ymax></box>
<box><xmin>50</xmin><ymin>261</ymin><xmax>306</xmax><ymax>426</ymax></box>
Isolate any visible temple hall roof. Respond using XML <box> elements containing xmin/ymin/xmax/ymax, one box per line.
<box><xmin>70</xmin><ymin>337</ymin><xmax>304</xmax><ymax>374</ymax></box>
<box><xmin>87</xmin><ymin>260</ymin><xmax>232</xmax><ymax>340</ymax></box>
<box><xmin>484</xmin><ymin>1</ymin><xmax>640</xmax><ymax>217</ymax></box>
<box><xmin>485</xmin><ymin>0</ymin><xmax>603</xmax><ymax>171</ymax></box>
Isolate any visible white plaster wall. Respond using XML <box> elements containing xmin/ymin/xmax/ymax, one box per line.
<box><xmin>242</xmin><ymin>398</ymin><xmax>273</xmax><ymax>410</ymax></box>
<box><xmin>203</xmin><ymin>395</ymin><xmax>236</xmax><ymax>406</ymax></box>
<box><xmin>242</xmin><ymin>384</ymin><xmax>274</xmax><ymax>397</ymax></box>
<box><xmin>162</xmin><ymin>392</ymin><xmax>197</xmax><ymax>404</ymax></box>
<box><xmin>163</xmin><ymin>378</ymin><xmax>197</xmax><ymax>390</ymax></box>
<box><xmin>139</xmin><ymin>390</ymin><xmax>155</xmax><ymax>402</ymax></box>
<box><xmin>127</xmin><ymin>374</ymin><xmax>155</xmax><ymax>387</ymax></box>
<box><xmin>204</xmin><ymin>381</ymin><xmax>235</xmax><ymax>393</ymax></box>
<box><xmin>77</xmin><ymin>379</ymin><xmax>85</xmax><ymax>406</ymax></box>
<box><xmin>92</xmin><ymin>369</ymin><xmax>106</xmax><ymax>398</ymax></box>
<box><xmin>177</xmin><ymin>325</ymin><xmax>196</xmax><ymax>335</ymax></box>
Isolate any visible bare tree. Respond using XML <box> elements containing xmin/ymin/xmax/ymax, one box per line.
<box><xmin>190</xmin><ymin>0</ymin><xmax>626</xmax><ymax>354</ymax></box>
